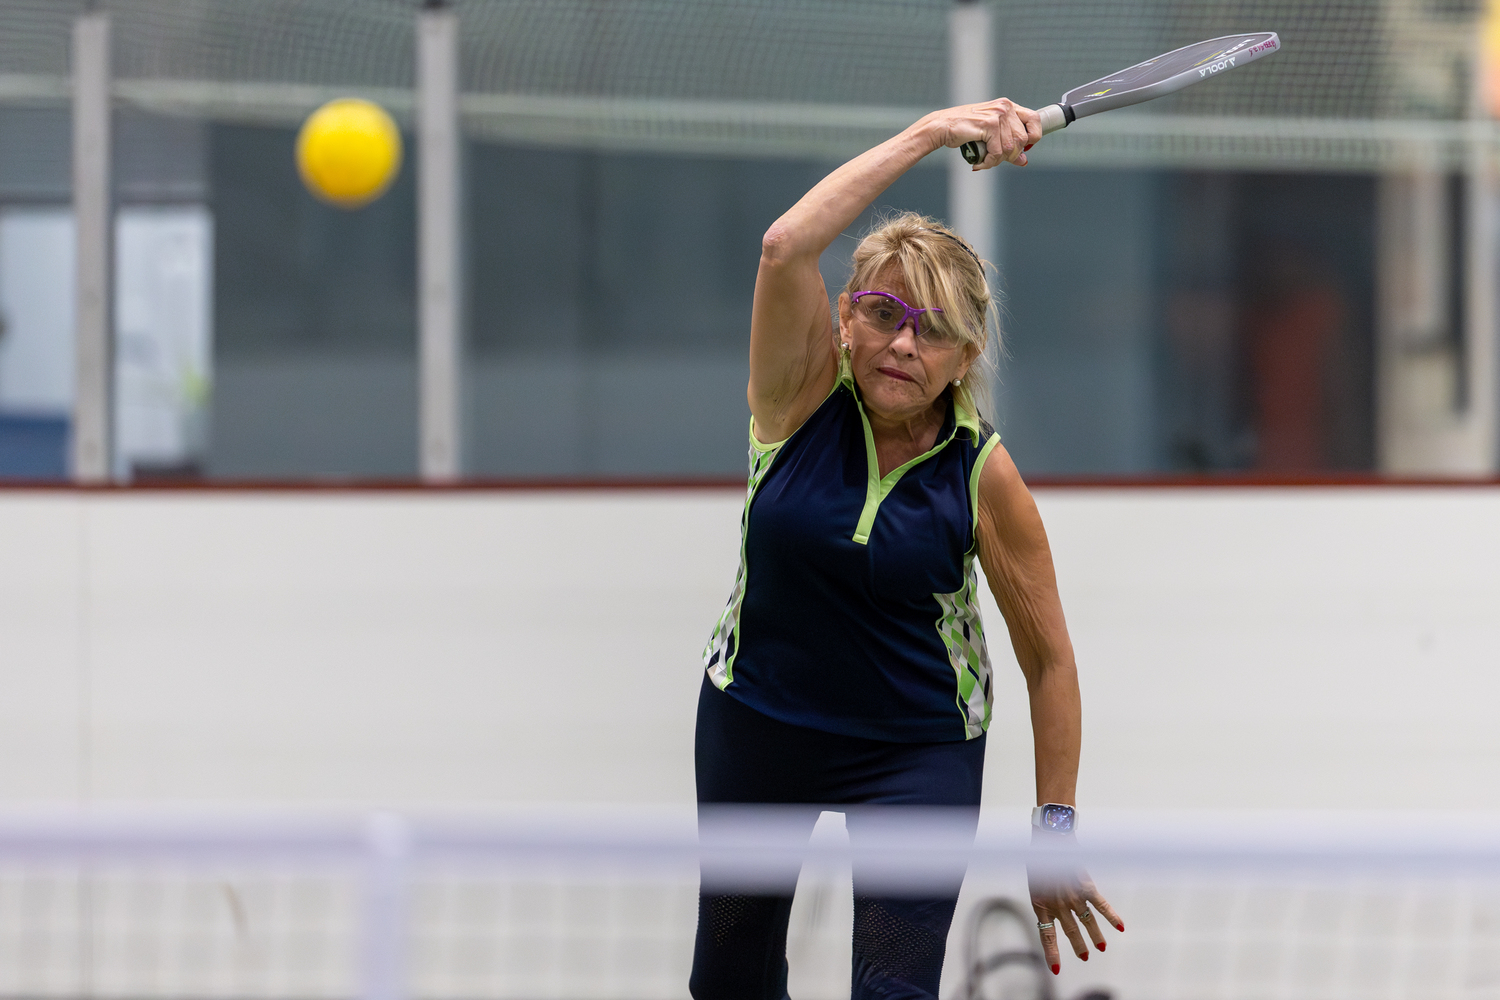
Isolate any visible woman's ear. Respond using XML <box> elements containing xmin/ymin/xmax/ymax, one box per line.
<box><xmin>958</xmin><ymin>341</ymin><xmax>981</xmax><ymax>379</ymax></box>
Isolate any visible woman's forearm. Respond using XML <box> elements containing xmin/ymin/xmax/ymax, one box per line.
<box><xmin>761</xmin><ymin>99</ymin><xmax>1040</xmax><ymax>262</ymax></box>
<box><xmin>974</xmin><ymin>442</ymin><xmax>1085</xmax><ymax>808</ymax></box>
<box><xmin>1027</xmin><ymin>659</ymin><xmax>1082</xmax><ymax>806</ymax></box>
<box><xmin>762</xmin><ymin>120</ymin><xmax>944</xmax><ymax>263</ymax></box>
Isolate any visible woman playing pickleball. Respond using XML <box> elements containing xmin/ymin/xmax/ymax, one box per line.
<box><xmin>691</xmin><ymin>97</ymin><xmax>1122</xmax><ymax>999</ymax></box>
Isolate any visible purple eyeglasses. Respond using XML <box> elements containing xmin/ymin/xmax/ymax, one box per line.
<box><xmin>849</xmin><ymin>290</ymin><xmax>949</xmax><ymax>339</ymax></box>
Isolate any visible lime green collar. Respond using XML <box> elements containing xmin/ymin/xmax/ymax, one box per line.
<box><xmin>842</xmin><ymin>375</ymin><xmax>978</xmax><ymax>545</ymax></box>
<box><xmin>840</xmin><ymin>373</ymin><xmax>982</xmax><ymax>445</ymax></box>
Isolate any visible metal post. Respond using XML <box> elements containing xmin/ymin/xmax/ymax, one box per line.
<box><xmin>1462</xmin><ymin>129</ymin><xmax>1498</xmax><ymax>473</ymax></box>
<box><xmin>947</xmin><ymin>1</ymin><xmax>996</xmax><ymax>269</ymax></box>
<box><xmin>72</xmin><ymin>10</ymin><xmax>112</xmax><ymax>483</ymax></box>
<box><xmin>1376</xmin><ymin>170</ymin><xmax>1499</xmax><ymax>475</ymax></box>
<box><xmin>1376</xmin><ymin>169</ymin><xmax>1451</xmax><ymax>472</ymax></box>
<box><xmin>417</xmin><ymin>0</ymin><xmax>463</xmax><ymax>481</ymax></box>
<box><xmin>360</xmin><ymin>812</ymin><xmax>410</xmax><ymax>1000</ymax></box>
<box><xmin>948</xmin><ymin>0</ymin><xmax>1001</xmax><ymax>422</ymax></box>
<box><xmin>1376</xmin><ymin>38</ymin><xmax>1499</xmax><ymax>476</ymax></box>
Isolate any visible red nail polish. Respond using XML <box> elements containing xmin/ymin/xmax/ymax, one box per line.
<box><xmin>1098</xmin><ymin>941</ymin><xmax>1106</xmax><ymax>951</ymax></box>
<box><xmin>1080</xmin><ymin>953</ymin><xmax>1089</xmax><ymax>961</ymax></box>
<box><xmin>1115</xmin><ymin>923</ymin><xmax>1125</xmax><ymax>932</ymax></box>
<box><xmin>1051</xmin><ymin>964</ymin><xmax>1060</xmax><ymax>975</ymax></box>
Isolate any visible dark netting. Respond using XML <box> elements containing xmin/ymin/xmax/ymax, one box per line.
<box><xmin>850</xmin><ymin>896</ymin><xmax>953</xmax><ymax>995</ymax></box>
<box><xmin>0</xmin><ymin>0</ymin><xmax>1494</xmax><ymax>169</ymax></box>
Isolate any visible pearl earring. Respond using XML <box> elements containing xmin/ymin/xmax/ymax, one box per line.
<box><xmin>841</xmin><ymin>342</ymin><xmax>850</xmax><ymax>351</ymax></box>
<box><xmin>953</xmin><ymin>377</ymin><xmax>963</xmax><ymax>386</ymax></box>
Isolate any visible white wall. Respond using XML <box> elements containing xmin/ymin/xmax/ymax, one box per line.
<box><xmin>0</xmin><ymin>486</ymin><xmax>1496</xmax><ymax>810</ymax></box>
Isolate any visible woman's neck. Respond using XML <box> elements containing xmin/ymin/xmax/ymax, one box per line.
<box><xmin>863</xmin><ymin>392</ymin><xmax>949</xmax><ymax>475</ymax></box>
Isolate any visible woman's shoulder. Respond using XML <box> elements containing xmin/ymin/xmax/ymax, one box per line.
<box><xmin>950</xmin><ymin>392</ymin><xmax>998</xmax><ymax>453</ymax></box>
<box><xmin>751</xmin><ymin>376</ymin><xmax>854</xmax><ymax>449</ymax></box>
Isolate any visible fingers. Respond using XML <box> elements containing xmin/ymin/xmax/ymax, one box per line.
<box><xmin>963</xmin><ymin>98</ymin><xmax>1033</xmax><ymax>171</ymax></box>
<box><xmin>992</xmin><ymin>102</ymin><xmax>1030</xmax><ymax>167</ymax></box>
<box><xmin>1034</xmin><ymin>890</ymin><xmax>1122</xmax><ymax>972</ymax></box>
<box><xmin>1055</xmin><ymin>908</ymin><xmax>1090</xmax><ymax>961</ymax></box>
<box><xmin>973</xmin><ymin>108</ymin><xmax>1010</xmax><ymax>170</ymax></box>
<box><xmin>1078</xmin><ymin>906</ymin><xmax>1107</xmax><ymax>951</ymax></box>
<box><xmin>1032</xmin><ymin>905</ymin><xmax>1062</xmax><ymax>975</ymax></box>
<box><xmin>974</xmin><ymin>123</ymin><xmax>1024</xmax><ymax>169</ymax></box>
<box><xmin>1087</xmin><ymin>889</ymin><xmax>1126</xmax><ymax>933</ymax></box>
<box><xmin>1025</xmin><ymin>865</ymin><xmax>1123</xmax><ymax>978</ymax></box>
<box><xmin>1022</xmin><ymin>110</ymin><xmax>1043</xmax><ymax>150</ymax></box>
<box><xmin>1003</xmin><ymin>101</ymin><xmax>1036</xmax><ymax>166</ymax></box>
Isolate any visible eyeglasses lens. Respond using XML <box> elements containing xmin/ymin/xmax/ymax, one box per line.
<box><xmin>856</xmin><ymin>293</ymin><xmax>948</xmax><ymax>339</ymax></box>
<box><xmin>858</xmin><ymin>294</ymin><xmax>906</xmax><ymax>332</ymax></box>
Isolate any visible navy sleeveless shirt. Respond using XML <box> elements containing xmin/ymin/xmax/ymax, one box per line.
<box><xmin>703</xmin><ymin>377</ymin><xmax>1003</xmax><ymax>742</ymax></box>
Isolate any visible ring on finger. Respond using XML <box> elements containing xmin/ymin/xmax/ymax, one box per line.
<box><xmin>1079</xmin><ymin>910</ymin><xmax>1096</xmax><ymax>923</ymax></box>
<box><xmin>1036</xmin><ymin>921</ymin><xmax>1055</xmax><ymax>931</ymax></box>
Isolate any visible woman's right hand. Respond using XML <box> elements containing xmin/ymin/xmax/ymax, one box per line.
<box><xmin>923</xmin><ymin>99</ymin><xmax>1042</xmax><ymax>169</ymax></box>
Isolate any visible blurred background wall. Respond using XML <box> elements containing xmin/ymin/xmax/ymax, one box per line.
<box><xmin>0</xmin><ymin>108</ymin><xmax>1392</xmax><ymax>480</ymax></box>
<box><xmin>0</xmin><ymin>0</ymin><xmax>1492</xmax><ymax>484</ymax></box>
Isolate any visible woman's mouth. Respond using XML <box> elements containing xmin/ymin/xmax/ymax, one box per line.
<box><xmin>877</xmin><ymin>366</ymin><xmax>915</xmax><ymax>383</ymax></box>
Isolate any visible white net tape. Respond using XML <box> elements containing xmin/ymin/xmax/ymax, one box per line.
<box><xmin>2</xmin><ymin>808</ymin><xmax>1500</xmax><ymax>1000</ymax></box>
<box><xmin>1</xmin><ymin>1</ymin><xmax>1498</xmax><ymax>170</ymax></box>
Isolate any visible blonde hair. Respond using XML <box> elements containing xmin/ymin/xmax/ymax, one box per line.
<box><xmin>841</xmin><ymin>212</ymin><xmax>998</xmax><ymax>420</ymax></box>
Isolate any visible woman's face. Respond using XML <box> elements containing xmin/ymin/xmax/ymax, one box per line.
<box><xmin>837</xmin><ymin>267</ymin><xmax>975</xmax><ymax>423</ymax></box>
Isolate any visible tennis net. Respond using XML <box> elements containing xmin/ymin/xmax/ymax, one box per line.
<box><xmin>1</xmin><ymin>806</ymin><xmax>1499</xmax><ymax>1000</ymax></box>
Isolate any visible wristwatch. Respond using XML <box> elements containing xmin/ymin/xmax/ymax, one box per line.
<box><xmin>1031</xmin><ymin>803</ymin><xmax>1077</xmax><ymax>835</ymax></box>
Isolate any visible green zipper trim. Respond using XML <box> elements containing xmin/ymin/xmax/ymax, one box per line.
<box><xmin>849</xmin><ymin>380</ymin><xmax>982</xmax><ymax>545</ymax></box>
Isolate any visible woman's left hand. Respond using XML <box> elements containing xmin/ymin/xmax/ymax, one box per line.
<box><xmin>1029</xmin><ymin>864</ymin><xmax>1124</xmax><ymax>975</ymax></box>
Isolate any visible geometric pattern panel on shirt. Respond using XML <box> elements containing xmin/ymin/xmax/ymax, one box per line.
<box><xmin>704</xmin><ymin>428</ymin><xmax>785</xmax><ymax>689</ymax></box>
<box><xmin>933</xmin><ymin>552</ymin><xmax>992</xmax><ymax>740</ymax></box>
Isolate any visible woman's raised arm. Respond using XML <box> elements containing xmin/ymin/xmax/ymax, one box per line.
<box><xmin>747</xmin><ymin>100</ymin><xmax>1040</xmax><ymax>443</ymax></box>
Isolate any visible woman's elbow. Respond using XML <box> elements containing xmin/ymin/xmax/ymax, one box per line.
<box><xmin>761</xmin><ymin>222</ymin><xmax>815</xmax><ymax>266</ymax></box>
<box><xmin>761</xmin><ymin>223</ymin><xmax>792</xmax><ymax>264</ymax></box>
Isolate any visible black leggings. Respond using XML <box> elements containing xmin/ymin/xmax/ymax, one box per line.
<box><xmin>690</xmin><ymin>675</ymin><xmax>985</xmax><ymax>1000</ymax></box>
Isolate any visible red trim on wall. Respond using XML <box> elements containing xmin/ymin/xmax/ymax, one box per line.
<box><xmin>1022</xmin><ymin>473</ymin><xmax>1500</xmax><ymax>489</ymax></box>
<box><xmin>1</xmin><ymin>473</ymin><xmax>1498</xmax><ymax>493</ymax></box>
<box><xmin>0</xmin><ymin>477</ymin><xmax>749</xmax><ymax>493</ymax></box>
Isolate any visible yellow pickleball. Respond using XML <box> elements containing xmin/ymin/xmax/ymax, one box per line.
<box><xmin>295</xmin><ymin>98</ymin><xmax>403</xmax><ymax>209</ymax></box>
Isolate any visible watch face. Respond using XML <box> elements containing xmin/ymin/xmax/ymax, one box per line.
<box><xmin>1041</xmin><ymin>804</ymin><xmax>1075</xmax><ymax>833</ymax></box>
